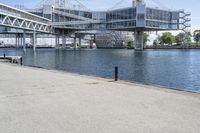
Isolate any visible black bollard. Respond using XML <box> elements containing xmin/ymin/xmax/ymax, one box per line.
<box><xmin>3</xmin><ymin>53</ymin><xmax>6</xmax><ymax>58</ymax></box>
<box><xmin>115</xmin><ymin>66</ymin><xmax>118</xmax><ymax>81</ymax></box>
<box><xmin>20</xmin><ymin>57</ymin><xmax>23</xmax><ymax>65</ymax></box>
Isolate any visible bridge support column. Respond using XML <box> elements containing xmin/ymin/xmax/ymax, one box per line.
<box><xmin>57</xmin><ymin>36</ymin><xmax>60</xmax><ymax>47</ymax></box>
<box><xmin>74</xmin><ymin>37</ymin><xmax>77</xmax><ymax>49</ymax></box>
<box><xmin>55</xmin><ymin>35</ymin><xmax>60</xmax><ymax>48</ymax></box>
<box><xmin>23</xmin><ymin>31</ymin><xmax>26</xmax><ymax>52</ymax></box>
<box><xmin>20</xmin><ymin>34</ymin><xmax>23</xmax><ymax>48</ymax></box>
<box><xmin>62</xmin><ymin>36</ymin><xmax>66</xmax><ymax>48</ymax></box>
<box><xmin>18</xmin><ymin>35</ymin><xmax>20</xmax><ymax>48</ymax></box>
<box><xmin>134</xmin><ymin>29</ymin><xmax>144</xmax><ymax>50</ymax></box>
<box><xmin>33</xmin><ymin>31</ymin><xmax>36</xmax><ymax>52</ymax></box>
<box><xmin>78</xmin><ymin>38</ymin><xmax>81</xmax><ymax>49</ymax></box>
<box><xmin>93</xmin><ymin>34</ymin><xmax>96</xmax><ymax>44</ymax></box>
<box><xmin>90</xmin><ymin>40</ymin><xmax>93</xmax><ymax>49</ymax></box>
<box><xmin>15</xmin><ymin>34</ymin><xmax>20</xmax><ymax>48</ymax></box>
<box><xmin>15</xmin><ymin>34</ymin><xmax>18</xmax><ymax>48</ymax></box>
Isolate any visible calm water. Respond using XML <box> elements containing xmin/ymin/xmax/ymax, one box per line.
<box><xmin>1</xmin><ymin>48</ymin><xmax>200</xmax><ymax>92</ymax></box>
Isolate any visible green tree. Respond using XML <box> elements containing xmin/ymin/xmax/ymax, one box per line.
<box><xmin>143</xmin><ymin>33</ymin><xmax>149</xmax><ymax>46</ymax></box>
<box><xmin>159</xmin><ymin>32</ymin><xmax>174</xmax><ymax>45</ymax></box>
<box><xmin>153</xmin><ymin>39</ymin><xmax>159</xmax><ymax>47</ymax></box>
<box><xmin>193</xmin><ymin>30</ymin><xmax>200</xmax><ymax>44</ymax></box>
<box><xmin>175</xmin><ymin>33</ymin><xmax>184</xmax><ymax>44</ymax></box>
<box><xmin>127</xmin><ymin>41</ymin><xmax>134</xmax><ymax>48</ymax></box>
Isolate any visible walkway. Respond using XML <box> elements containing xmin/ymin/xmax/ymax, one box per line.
<box><xmin>0</xmin><ymin>63</ymin><xmax>200</xmax><ymax>133</ymax></box>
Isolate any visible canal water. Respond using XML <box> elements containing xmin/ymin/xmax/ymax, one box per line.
<box><xmin>1</xmin><ymin>48</ymin><xmax>200</xmax><ymax>92</ymax></box>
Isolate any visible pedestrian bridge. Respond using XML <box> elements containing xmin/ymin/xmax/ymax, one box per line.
<box><xmin>0</xmin><ymin>3</ymin><xmax>51</xmax><ymax>33</ymax></box>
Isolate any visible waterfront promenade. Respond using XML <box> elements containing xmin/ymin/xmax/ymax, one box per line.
<box><xmin>0</xmin><ymin>63</ymin><xmax>200</xmax><ymax>133</ymax></box>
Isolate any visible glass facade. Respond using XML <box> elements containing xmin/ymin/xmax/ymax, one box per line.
<box><xmin>145</xmin><ymin>8</ymin><xmax>179</xmax><ymax>30</ymax></box>
<box><xmin>106</xmin><ymin>8</ymin><xmax>136</xmax><ymax>29</ymax></box>
<box><xmin>49</xmin><ymin>6</ymin><xmax>180</xmax><ymax>30</ymax></box>
<box><xmin>54</xmin><ymin>8</ymin><xmax>92</xmax><ymax>19</ymax></box>
<box><xmin>106</xmin><ymin>21</ymin><xmax>136</xmax><ymax>29</ymax></box>
<box><xmin>92</xmin><ymin>12</ymin><xmax>106</xmax><ymax>21</ymax></box>
<box><xmin>53</xmin><ymin>8</ymin><xmax>92</xmax><ymax>23</ymax></box>
<box><xmin>106</xmin><ymin>8</ymin><xmax>136</xmax><ymax>21</ymax></box>
<box><xmin>146</xmin><ymin>8</ymin><xmax>171</xmax><ymax>21</ymax></box>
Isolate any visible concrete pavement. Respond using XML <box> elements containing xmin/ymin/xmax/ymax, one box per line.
<box><xmin>0</xmin><ymin>63</ymin><xmax>200</xmax><ymax>133</ymax></box>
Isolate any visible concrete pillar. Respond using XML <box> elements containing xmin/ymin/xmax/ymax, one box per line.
<box><xmin>57</xmin><ymin>36</ymin><xmax>60</xmax><ymax>47</ymax></box>
<box><xmin>55</xmin><ymin>35</ymin><xmax>59</xmax><ymax>48</ymax></box>
<box><xmin>57</xmin><ymin>36</ymin><xmax>60</xmax><ymax>48</ymax></box>
<box><xmin>20</xmin><ymin>34</ymin><xmax>23</xmax><ymax>48</ymax></box>
<box><xmin>15</xmin><ymin>34</ymin><xmax>18</xmax><ymax>48</ymax></box>
<box><xmin>93</xmin><ymin>34</ymin><xmax>96</xmax><ymax>43</ymax></box>
<box><xmin>78</xmin><ymin>38</ymin><xmax>81</xmax><ymax>49</ymax></box>
<box><xmin>23</xmin><ymin>31</ymin><xmax>26</xmax><ymax>52</ymax></box>
<box><xmin>55</xmin><ymin>36</ymin><xmax>57</xmax><ymax>48</ymax></box>
<box><xmin>90</xmin><ymin>40</ymin><xmax>93</xmax><ymax>49</ymax></box>
<box><xmin>33</xmin><ymin>31</ymin><xmax>36</xmax><ymax>52</ymax></box>
<box><xmin>55</xmin><ymin>35</ymin><xmax>60</xmax><ymax>48</ymax></box>
<box><xmin>74</xmin><ymin>37</ymin><xmax>77</xmax><ymax>49</ymax></box>
<box><xmin>17</xmin><ymin>35</ymin><xmax>20</xmax><ymax>48</ymax></box>
<box><xmin>134</xmin><ymin>29</ymin><xmax>144</xmax><ymax>50</ymax></box>
<box><xmin>62</xmin><ymin>35</ymin><xmax>66</xmax><ymax>48</ymax></box>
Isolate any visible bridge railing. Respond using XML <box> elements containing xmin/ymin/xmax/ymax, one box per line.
<box><xmin>53</xmin><ymin>20</ymin><xmax>101</xmax><ymax>26</ymax></box>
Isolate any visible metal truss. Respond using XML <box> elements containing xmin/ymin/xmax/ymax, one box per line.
<box><xmin>0</xmin><ymin>3</ymin><xmax>51</xmax><ymax>33</ymax></box>
<box><xmin>0</xmin><ymin>12</ymin><xmax>51</xmax><ymax>33</ymax></box>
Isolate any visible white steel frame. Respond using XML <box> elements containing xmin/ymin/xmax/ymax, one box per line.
<box><xmin>0</xmin><ymin>3</ymin><xmax>51</xmax><ymax>33</ymax></box>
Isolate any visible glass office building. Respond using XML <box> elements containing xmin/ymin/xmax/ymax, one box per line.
<box><xmin>27</xmin><ymin>0</ymin><xmax>189</xmax><ymax>49</ymax></box>
<box><xmin>29</xmin><ymin>4</ymin><xmax>181</xmax><ymax>31</ymax></box>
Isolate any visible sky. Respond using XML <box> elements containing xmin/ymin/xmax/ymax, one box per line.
<box><xmin>0</xmin><ymin>0</ymin><xmax>199</xmax><ymax>31</ymax></box>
